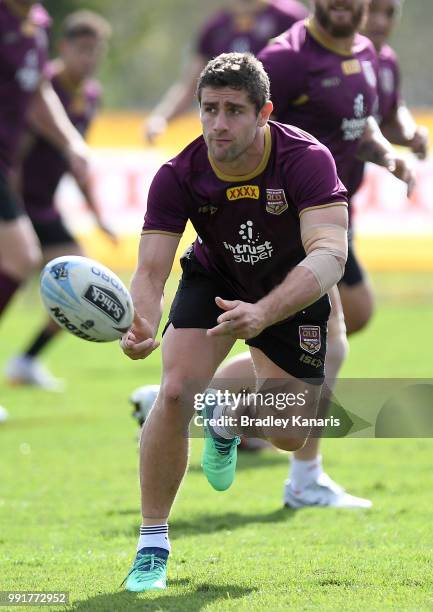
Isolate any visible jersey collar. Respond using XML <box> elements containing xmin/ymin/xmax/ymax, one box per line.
<box><xmin>209</xmin><ymin>124</ymin><xmax>272</xmax><ymax>183</ymax></box>
<box><xmin>306</xmin><ymin>17</ymin><xmax>355</xmax><ymax>57</ymax></box>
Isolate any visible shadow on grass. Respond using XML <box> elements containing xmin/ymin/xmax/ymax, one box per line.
<box><xmin>102</xmin><ymin>507</ymin><xmax>296</xmax><ymax>540</ymax></box>
<box><xmin>71</xmin><ymin>581</ymin><xmax>255</xmax><ymax>611</ymax></box>
<box><xmin>186</xmin><ymin>450</ymin><xmax>288</xmax><ymax>474</ymax></box>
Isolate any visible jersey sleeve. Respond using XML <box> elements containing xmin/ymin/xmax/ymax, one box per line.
<box><xmin>142</xmin><ymin>164</ymin><xmax>188</xmax><ymax>236</ymax></box>
<box><xmin>258</xmin><ymin>40</ymin><xmax>307</xmax><ymax>119</ymax></box>
<box><xmin>285</xmin><ymin>143</ymin><xmax>348</xmax><ymax>215</ymax></box>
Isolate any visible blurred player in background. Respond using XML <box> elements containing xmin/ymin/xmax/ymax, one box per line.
<box><xmin>363</xmin><ymin>0</ymin><xmax>428</xmax><ymax>156</ymax></box>
<box><xmin>145</xmin><ymin>0</ymin><xmax>308</xmax><ymax>143</ymax></box>
<box><xmin>257</xmin><ymin>0</ymin><xmax>413</xmax><ymax>506</ymax></box>
<box><xmin>4</xmin><ymin>10</ymin><xmax>113</xmax><ymax>390</ymax></box>
<box><xmin>0</xmin><ymin>0</ymin><xmax>90</xmax><ymax>414</ymax></box>
<box><xmin>338</xmin><ymin>0</ymin><xmax>428</xmax><ymax>333</ymax></box>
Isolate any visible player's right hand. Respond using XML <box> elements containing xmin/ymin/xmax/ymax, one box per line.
<box><xmin>385</xmin><ymin>154</ymin><xmax>416</xmax><ymax>197</ymax></box>
<box><xmin>144</xmin><ymin>115</ymin><xmax>167</xmax><ymax>145</ymax></box>
<box><xmin>66</xmin><ymin>139</ymin><xmax>91</xmax><ymax>187</ymax></box>
<box><xmin>120</xmin><ymin>312</ymin><xmax>159</xmax><ymax>360</ymax></box>
<box><xmin>410</xmin><ymin>126</ymin><xmax>429</xmax><ymax>160</ymax></box>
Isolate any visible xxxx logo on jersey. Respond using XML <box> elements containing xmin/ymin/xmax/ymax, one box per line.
<box><xmin>226</xmin><ymin>185</ymin><xmax>260</xmax><ymax>201</ymax></box>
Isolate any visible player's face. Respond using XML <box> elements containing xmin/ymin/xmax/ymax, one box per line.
<box><xmin>200</xmin><ymin>87</ymin><xmax>268</xmax><ymax>164</ymax></box>
<box><xmin>364</xmin><ymin>0</ymin><xmax>399</xmax><ymax>50</ymax></box>
<box><xmin>60</xmin><ymin>35</ymin><xmax>107</xmax><ymax>81</ymax></box>
<box><xmin>314</xmin><ymin>0</ymin><xmax>370</xmax><ymax>37</ymax></box>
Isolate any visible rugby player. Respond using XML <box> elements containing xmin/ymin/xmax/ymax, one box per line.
<box><xmin>132</xmin><ymin>0</ymin><xmax>415</xmax><ymax>509</ymax></box>
<box><xmin>255</xmin><ymin>0</ymin><xmax>413</xmax><ymax>507</ymax></box>
<box><xmin>145</xmin><ymin>0</ymin><xmax>307</xmax><ymax>143</ymax></box>
<box><xmin>4</xmin><ymin>10</ymin><xmax>113</xmax><ymax>390</ymax></box>
<box><xmin>0</xmin><ymin>0</ymin><xmax>90</xmax><ymax>414</ymax></box>
<box><xmin>120</xmin><ymin>52</ymin><xmax>353</xmax><ymax>591</ymax></box>
<box><xmin>363</xmin><ymin>0</ymin><xmax>428</xmax><ymax>158</ymax></box>
<box><xmin>190</xmin><ymin>0</ymin><xmax>414</xmax><ymax>509</ymax></box>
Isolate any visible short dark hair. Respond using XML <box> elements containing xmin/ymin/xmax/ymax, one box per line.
<box><xmin>197</xmin><ymin>52</ymin><xmax>270</xmax><ymax>114</ymax></box>
<box><xmin>62</xmin><ymin>10</ymin><xmax>112</xmax><ymax>41</ymax></box>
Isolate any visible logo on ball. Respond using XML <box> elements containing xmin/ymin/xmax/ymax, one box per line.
<box><xmin>83</xmin><ymin>285</ymin><xmax>126</xmax><ymax>323</ymax></box>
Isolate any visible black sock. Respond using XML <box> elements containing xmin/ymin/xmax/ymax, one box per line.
<box><xmin>25</xmin><ymin>327</ymin><xmax>57</xmax><ymax>358</ymax></box>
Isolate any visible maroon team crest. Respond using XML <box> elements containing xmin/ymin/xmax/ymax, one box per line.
<box><xmin>266</xmin><ymin>189</ymin><xmax>288</xmax><ymax>215</ymax></box>
<box><xmin>299</xmin><ymin>325</ymin><xmax>321</xmax><ymax>355</ymax></box>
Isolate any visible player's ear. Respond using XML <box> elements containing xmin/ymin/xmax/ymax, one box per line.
<box><xmin>258</xmin><ymin>101</ymin><xmax>273</xmax><ymax>126</ymax></box>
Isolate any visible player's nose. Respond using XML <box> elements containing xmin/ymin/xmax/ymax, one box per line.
<box><xmin>212</xmin><ymin>110</ymin><xmax>229</xmax><ymax>131</ymax></box>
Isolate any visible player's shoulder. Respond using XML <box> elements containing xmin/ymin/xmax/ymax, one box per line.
<box><xmin>270</xmin><ymin>121</ymin><xmax>336</xmax><ymax>167</ymax></box>
<box><xmin>352</xmin><ymin>32</ymin><xmax>377</xmax><ymax>59</ymax></box>
<box><xmin>378</xmin><ymin>43</ymin><xmax>399</xmax><ymax>67</ymax></box>
<box><xmin>266</xmin><ymin>18</ymin><xmax>308</xmax><ymax>52</ymax></box>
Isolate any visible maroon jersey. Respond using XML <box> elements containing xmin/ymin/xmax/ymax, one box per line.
<box><xmin>196</xmin><ymin>0</ymin><xmax>307</xmax><ymax>59</ymax></box>
<box><xmin>258</xmin><ymin>19</ymin><xmax>379</xmax><ymax>198</ymax></box>
<box><xmin>143</xmin><ymin>121</ymin><xmax>347</xmax><ymax>303</ymax></box>
<box><xmin>22</xmin><ymin>62</ymin><xmax>101</xmax><ymax>223</ymax></box>
<box><xmin>376</xmin><ymin>43</ymin><xmax>400</xmax><ymax>125</ymax></box>
<box><xmin>0</xmin><ymin>1</ymin><xmax>50</xmax><ymax>176</ymax></box>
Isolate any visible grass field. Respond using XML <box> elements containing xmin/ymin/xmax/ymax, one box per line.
<box><xmin>1</xmin><ymin>271</ymin><xmax>433</xmax><ymax>610</ymax></box>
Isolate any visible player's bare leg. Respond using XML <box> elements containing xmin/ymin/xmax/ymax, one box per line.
<box><xmin>124</xmin><ymin>326</ymin><xmax>235</xmax><ymax>591</ymax></box>
<box><xmin>339</xmin><ymin>278</ymin><xmax>375</xmax><ymax>335</ymax></box>
<box><xmin>284</xmin><ymin>287</ymin><xmax>371</xmax><ymax>508</ymax></box>
<box><xmin>139</xmin><ymin>326</ymin><xmax>234</xmax><ymax>520</ymax></box>
<box><xmin>5</xmin><ymin>242</ymin><xmax>83</xmax><ymax>391</ymax></box>
<box><xmin>0</xmin><ymin>216</ymin><xmax>41</xmax><ymax>315</ymax></box>
<box><xmin>211</xmin><ymin>352</ymin><xmax>272</xmax><ymax>451</ymax></box>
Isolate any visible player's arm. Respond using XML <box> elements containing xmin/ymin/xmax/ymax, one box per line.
<box><xmin>357</xmin><ymin>116</ymin><xmax>415</xmax><ymax>193</ymax></box>
<box><xmin>27</xmin><ymin>79</ymin><xmax>90</xmax><ymax>185</ymax></box>
<box><xmin>121</xmin><ymin>233</ymin><xmax>181</xmax><ymax>360</ymax></box>
<box><xmin>77</xmin><ymin>180</ymin><xmax>117</xmax><ymax>243</ymax></box>
<box><xmin>208</xmin><ymin>205</ymin><xmax>348</xmax><ymax>339</ymax></box>
<box><xmin>145</xmin><ymin>54</ymin><xmax>206</xmax><ymax>143</ymax></box>
<box><xmin>380</xmin><ymin>105</ymin><xmax>429</xmax><ymax>160</ymax></box>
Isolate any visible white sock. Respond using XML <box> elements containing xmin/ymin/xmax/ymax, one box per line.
<box><xmin>137</xmin><ymin>524</ymin><xmax>171</xmax><ymax>553</ymax></box>
<box><xmin>290</xmin><ymin>455</ymin><xmax>323</xmax><ymax>491</ymax></box>
<box><xmin>211</xmin><ymin>399</ymin><xmax>236</xmax><ymax>439</ymax></box>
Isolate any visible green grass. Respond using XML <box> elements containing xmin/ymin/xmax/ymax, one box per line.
<box><xmin>0</xmin><ymin>272</ymin><xmax>433</xmax><ymax>610</ymax></box>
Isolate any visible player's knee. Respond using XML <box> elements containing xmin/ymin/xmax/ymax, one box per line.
<box><xmin>159</xmin><ymin>377</ymin><xmax>196</xmax><ymax>417</ymax></box>
<box><xmin>327</xmin><ymin>326</ymin><xmax>349</xmax><ymax>371</ymax></box>
<box><xmin>269</xmin><ymin>436</ymin><xmax>307</xmax><ymax>452</ymax></box>
<box><xmin>346</xmin><ymin>299</ymin><xmax>374</xmax><ymax>335</ymax></box>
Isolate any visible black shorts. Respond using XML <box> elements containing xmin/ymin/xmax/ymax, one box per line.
<box><xmin>32</xmin><ymin>216</ymin><xmax>75</xmax><ymax>247</ymax></box>
<box><xmin>340</xmin><ymin>230</ymin><xmax>364</xmax><ymax>287</ymax></box>
<box><xmin>164</xmin><ymin>250</ymin><xmax>330</xmax><ymax>384</ymax></box>
<box><xmin>0</xmin><ymin>172</ymin><xmax>24</xmax><ymax>221</ymax></box>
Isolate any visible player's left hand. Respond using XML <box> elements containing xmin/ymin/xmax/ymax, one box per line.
<box><xmin>207</xmin><ymin>297</ymin><xmax>267</xmax><ymax>340</ymax></box>
<box><xmin>409</xmin><ymin>126</ymin><xmax>429</xmax><ymax>160</ymax></box>
<box><xmin>385</xmin><ymin>154</ymin><xmax>416</xmax><ymax>197</ymax></box>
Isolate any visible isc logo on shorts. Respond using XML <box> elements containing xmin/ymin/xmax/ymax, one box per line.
<box><xmin>226</xmin><ymin>185</ymin><xmax>260</xmax><ymax>201</ymax></box>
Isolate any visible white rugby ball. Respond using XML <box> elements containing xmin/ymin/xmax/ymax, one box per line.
<box><xmin>40</xmin><ymin>256</ymin><xmax>134</xmax><ymax>342</ymax></box>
